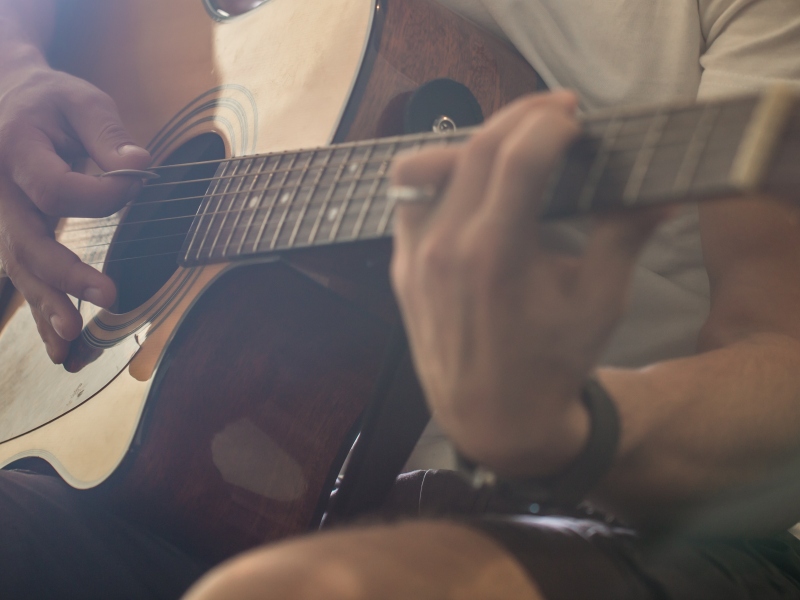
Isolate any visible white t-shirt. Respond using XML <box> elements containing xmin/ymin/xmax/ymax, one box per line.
<box><xmin>406</xmin><ymin>0</ymin><xmax>800</xmax><ymax>470</ymax></box>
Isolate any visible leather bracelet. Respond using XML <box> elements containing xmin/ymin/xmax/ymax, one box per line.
<box><xmin>456</xmin><ymin>377</ymin><xmax>620</xmax><ymax>510</ymax></box>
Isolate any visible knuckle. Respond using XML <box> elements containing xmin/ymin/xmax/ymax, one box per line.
<box><xmin>28</xmin><ymin>178</ymin><xmax>61</xmax><ymax>215</ymax></box>
<box><xmin>496</xmin><ymin>136</ymin><xmax>535</xmax><ymax>179</ymax></box>
<box><xmin>64</xmin><ymin>79</ymin><xmax>112</xmax><ymax>109</ymax></box>
<box><xmin>458</xmin><ymin>236</ymin><xmax>497</xmax><ymax>284</ymax></box>
<box><xmin>463</xmin><ymin>129</ymin><xmax>499</xmax><ymax>166</ymax></box>
<box><xmin>56</xmin><ymin>255</ymin><xmax>84</xmax><ymax>293</ymax></box>
<box><xmin>1</xmin><ymin>234</ymin><xmax>27</xmax><ymax>273</ymax></box>
<box><xmin>1</xmin><ymin>253</ymin><xmax>19</xmax><ymax>280</ymax></box>
<box><xmin>24</xmin><ymin>286</ymin><xmax>47</xmax><ymax>315</ymax></box>
<box><xmin>418</xmin><ymin>234</ymin><xmax>455</xmax><ymax>277</ymax></box>
<box><xmin>94</xmin><ymin>119</ymin><xmax>131</xmax><ymax>147</ymax></box>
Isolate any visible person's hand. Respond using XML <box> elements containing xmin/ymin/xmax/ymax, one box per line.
<box><xmin>390</xmin><ymin>91</ymin><xmax>666</xmax><ymax>478</ymax></box>
<box><xmin>0</xmin><ymin>64</ymin><xmax>151</xmax><ymax>363</ymax></box>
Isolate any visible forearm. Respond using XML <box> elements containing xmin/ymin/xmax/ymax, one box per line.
<box><xmin>595</xmin><ymin>332</ymin><xmax>800</xmax><ymax>529</ymax></box>
<box><xmin>0</xmin><ymin>0</ymin><xmax>56</xmax><ymax>72</ymax></box>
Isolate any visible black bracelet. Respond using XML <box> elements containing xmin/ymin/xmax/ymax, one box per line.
<box><xmin>456</xmin><ymin>377</ymin><xmax>620</xmax><ymax>510</ymax></box>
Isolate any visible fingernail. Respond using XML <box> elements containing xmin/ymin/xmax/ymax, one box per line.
<box><xmin>50</xmin><ymin>314</ymin><xmax>67</xmax><ymax>339</ymax></box>
<box><xmin>117</xmin><ymin>144</ymin><xmax>146</xmax><ymax>156</ymax></box>
<box><xmin>83</xmin><ymin>287</ymin><xmax>105</xmax><ymax>306</ymax></box>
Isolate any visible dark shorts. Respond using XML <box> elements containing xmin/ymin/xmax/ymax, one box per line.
<box><xmin>4</xmin><ymin>468</ymin><xmax>800</xmax><ymax>599</ymax></box>
<box><xmin>0</xmin><ymin>469</ymin><xmax>206</xmax><ymax>600</ymax></box>
<box><xmin>385</xmin><ymin>470</ymin><xmax>800</xmax><ymax>600</ymax></box>
<box><xmin>474</xmin><ymin>516</ymin><xmax>800</xmax><ymax>600</ymax></box>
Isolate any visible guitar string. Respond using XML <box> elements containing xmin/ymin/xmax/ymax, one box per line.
<box><xmin>117</xmin><ymin>125</ymin><xmax>697</xmax><ymax>197</ymax></box>
<box><xmin>56</xmin><ymin>105</ymin><xmax>748</xmax><ymax>265</ymax></box>
<box><xmin>138</xmin><ymin>129</ymin><xmax>474</xmax><ymax>175</ymax></box>
<box><xmin>63</xmin><ymin>187</ymin><xmax>394</xmax><ymax>256</ymax></box>
<box><xmin>60</xmin><ymin>128</ymin><xmax>702</xmax><ymax>239</ymax></box>
<box><xmin>59</xmin><ymin>171</ymin><xmax>395</xmax><ymax>237</ymax></box>
<box><xmin>66</xmin><ymin>172</ymin><xmax>401</xmax><ymax>266</ymax></box>
<box><xmin>131</xmin><ymin>98</ymin><xmax>743</xmax><ymax>176</ymax></box>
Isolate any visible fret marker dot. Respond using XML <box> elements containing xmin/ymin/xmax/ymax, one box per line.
<box><xmin>327</xmin><ymin>208</ymin><xmax>339</xmax><ymax>222</ymax></box>
<box><xmin>279</xmin><ymin>193</ymin><xmax>291</xmax><ymax>205</ymax></box>
<box><xmin>348</xmin><ymin>163</ymin><xmax>358</xmax><ymax>174</ymax></box>
<box><xmin>248</xmin><ymin>196</ymin><xmax>259</xmax><ymax>209</ymax></box>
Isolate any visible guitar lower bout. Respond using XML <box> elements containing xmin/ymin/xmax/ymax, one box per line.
<box><xmin>0</xmin><ymin>261</ymin><xmax>232</xmax><ymax>486</ymax></box>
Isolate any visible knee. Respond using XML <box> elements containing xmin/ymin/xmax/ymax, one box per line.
<box><xmin>183</xmin><ymin>536</ymin><xmax>367</xmax><ymax>600</ymax></box>
<box><xmin>183</xmin><ymin>521</ymin><xmax>540</xmax><ymax>600</ymax></box>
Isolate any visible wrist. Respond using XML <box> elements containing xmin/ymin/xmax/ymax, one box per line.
<box><xmin>455</xmin><ymin>387</ymin><xmax>591</xmax><ymax>480</ymax></box>
<box><xmin>457</xmin><ymin>377</ymin><xmax>620</xmax><ymax>508</ymax></box>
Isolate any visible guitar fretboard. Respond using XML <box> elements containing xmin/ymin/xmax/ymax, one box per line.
<box><xmin>179</xmin><ymin>87</ymin><xmax>798</xmax><ymax>267</ymax></box>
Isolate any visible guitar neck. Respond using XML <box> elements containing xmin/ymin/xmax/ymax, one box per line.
<box><xmin>179</xmin><ymin>86</ymin><xmax>799</xmax><ymax>267</ymax></box>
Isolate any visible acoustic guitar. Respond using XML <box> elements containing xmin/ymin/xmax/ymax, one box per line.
<box><xmin>0</xmin><ymin>0</ymin><xmax>796</xmax><ymax>563</ymax></box>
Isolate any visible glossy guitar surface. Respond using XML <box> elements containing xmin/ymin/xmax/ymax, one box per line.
<box><xmin>0</xmin><ymin>0</ymin><xmax>540</xmax><ymax>561</ymax></box>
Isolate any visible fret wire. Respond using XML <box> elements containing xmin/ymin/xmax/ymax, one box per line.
<box><xmin>131</xmin><ymin>131</ymin><xmax>700</xmax><ymax>215</ymax></box>
<box><xmin>136</xmin><ymin>136</ymin><xmax>686</xmax><ymax>206</ymax></box>
<box><xmin>220</xmin><ymin>157</ymin><xmax>260</xmax><ymax>258</ymax></box>
<box><xmin>622</xmin><ymin>112</ymin><xmax>671</xmax><ymax>204</ymax></box>
<box><xmin>143</xmin><ymin>155</ymin><xmax>403</xmax><ymax>190</ymax></box>
<box><xmin>329</xmin><ymin>144</ymin><xmax>374</xmax><ymax>242</ymax></box>
<box><xmin>64</xmin><ymin>118</ymin><xmax>700</xmax><ymax>249</ymax></box>
<box><xmin>200</xmin><ymin>190</ymin><xmax>402</xmax><ymax>250</ymax></box>
<box><xmin>146</xmin><ymin>129</ymin><xmax>471</xmax><ymax>180</ymax></box>
<box><xmin>672</xmin><ymin>105</ymin><xmax>722</xmax><ymax>195</ymax></box>
<box><xmin>222</xmin><ymin>155</ymin><xmax>266</xmax><ymax>257</ymax></box>
<box><xmin>269</xmin><ymin>152</ymin><xmax>315</xmax><ymax>250</ymax></box>
<box><xmin>235</xmin><ymin>155</ymin><xmax>273</xmax><ymax>256</ymax></box>
<box><xmin>252</xmin><ymin>153</ymin><xmax>298</xmax><ymax>253</ymax></box>
<box><xmin>187</xmin><ymin>161</ymin><xmax>231</xmax><ymax>261</ymax></box>
<box><xmin>288</xmin><ymin>149</ymin><xmax>331</xmax><ymax>248</ymax></box>
<box><xmin>198</xmin><ymin>162</ymin><xmax>242</xmax><ymax>256</ymax></box>
<box><xmin>577</xmin><ymin>116</ymin><xmax>624</xmax><ymax>213</ymax></box>
<box><xmin>378</xmin><ymin>140</ymin><xmax>423</xmax><ymax>235</ymax></box>
<box><xmin>353</xmin><ymin>143</ymin><xmax>395</xmax><ymax>240</ymax></box>
<box><xmin>206</xmin><ymin>156</ymin><xmax>249</xmax><ymax>258</ymax></box>
<box><xmin>60</xmin><ymin>171</ymin><xmax>409</xmax><ymax>244</ymax></box>
<box><xmin>307</xmin><ymin>147</ymin><xmax>354</xmax><ymax>245</ymax></box>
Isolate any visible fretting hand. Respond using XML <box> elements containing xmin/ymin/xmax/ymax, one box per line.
<box><xmin>390</xmin><ymin>91</ymin><xmax>667</xmax><ymax>478</ymax></box>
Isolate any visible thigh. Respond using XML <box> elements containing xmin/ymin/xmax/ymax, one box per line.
<box><xmin>185</xmin><ymin>520</ymin><xmax>544</xmax><ymax>600</ymax></box>
<box><xmin>0</xmin><ymin>470</ymin><xmax>207</xmax><ymax>600</ymax></box>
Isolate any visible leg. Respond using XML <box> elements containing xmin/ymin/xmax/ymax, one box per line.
<box><xmin>184</xmin><ymin>508</ymin><xmax>800</xmax><ymax>600</ymax></box>
<box><xmin>184</xmin><ymin>520</ymin><xmax>543</xmax><ymax>600</ymax></box>
<box><xmin>0</xmin><ymin>469</ymin><xmax>207</xmax><ymax>599</ymax></box>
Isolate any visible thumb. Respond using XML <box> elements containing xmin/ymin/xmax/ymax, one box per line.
<box><xmin>62</xmin><ymin>89</ymin><xmax>151</xmax><ymax>172</ymax></box>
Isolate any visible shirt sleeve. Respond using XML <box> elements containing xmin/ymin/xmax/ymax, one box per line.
<box><xmin>699</xmin><ymin>0</ymin><xmax>800</xmax><ymax>99</ymax></box>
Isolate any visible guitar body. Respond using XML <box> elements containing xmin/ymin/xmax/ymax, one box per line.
<box><xmin>0</xmin><ymin>0</ymin><xmax>540</xmax><ymax>561</ymax></box>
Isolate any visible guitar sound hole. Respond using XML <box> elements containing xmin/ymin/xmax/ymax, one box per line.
<box><xmin>105</xmin><ymin>133</ymin><xmax>225</xmax><ymax>314</ymax></box>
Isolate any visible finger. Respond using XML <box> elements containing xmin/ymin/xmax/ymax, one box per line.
<box><xmin>391</xmin><ymin>92</ymin><xmax>579</xmax><ymax>310</ymax></box>
<box><xmin>61</xmin><ymin>89</ymin><xmax>151</xmax><ymax>173</ymax></box>
<box><xmin>10</xmin><ymin>263</ymin><xmax>84</xmax><ymax>363</ymax></box>
<box><xmin>0</xmin><ymin>184</ymin><xmax>116</xmax><ymax>307</ymax></box>
<box><xmin>30</xmin><ymin>306</ymin><xmax>74</xmax><ymax>364</ymax></box>
<box><xmin>23</xmin><ymin>234</ymin><xmax>116</xmax><ymax>308</ymax></box>
<box><xmin>577</xmin><ymin>207</ymin><xmax>671</xmax><ymax>312</ymax></box>
<box><xmin>390</xmin><ymin>144</ymin><xmax>459</xmax><ymax>189</ymax></box>
<box><xmin>435</xmin><ymin>91</ymin><xmax>578</xmax><ymax>232</ymax></box>
<box><xmin>467</xmin><ymin>104</ymin><xmax>580</xmax><ymax>264</ymax></box>
<box><xmin>12</xmin><ymin>130</ymin><xmax>146</xmax><ymax>217</ymax></box>
<box><xmin>391</xmin><ymin>146</ymin><xmax>459</xmax><ymax>243</ymax></box>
